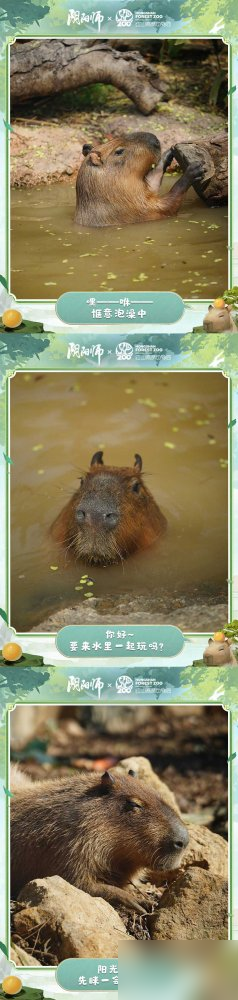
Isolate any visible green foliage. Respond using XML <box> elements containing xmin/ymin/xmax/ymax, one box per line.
<box><xmin>223</xmin><ymin>620</ymin><xmax>238</xmax><ymax>644</ymax></box>
<box><xmin>0</xmin><ymin>1</ymin><xmax>50</xmax><ymax>27</ymax></box>
<box><xmin>223</xmin><ymin>287</ymin><xmax>238</xmax><ymax>309</ymax></box>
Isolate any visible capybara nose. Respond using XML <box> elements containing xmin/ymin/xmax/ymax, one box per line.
<box><xmin>82</xmin><ymin>143</ymin><xmax>93</xmax><ymax>156</ymax></box>
<box><xmin>104</xmin><ymin>511</ymin><xmax>119</xmax><ymax>529</ymax></box>
<box><xmin>76</xmin><ymin>506</ymin><xmax>119</xmax><ymax>529</ymax></box>
<box><xmin>171</xmin><ymin>821</ymin><xmax>189</xmax><ymax>852</ymax></box>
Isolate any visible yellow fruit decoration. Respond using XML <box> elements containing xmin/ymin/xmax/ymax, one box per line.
<box><xmin>213</xmin><ymin>298</ymin><xmax>225</xmax><ymax>309</ymax></box>
<box><xmin>213</xmin><ymin>631</ymin><xmax>225</xmax><ymax>642</ymax></box>
<box><xmin>2</xmin><ymin>309</ymin><xmax>22</xmax><ymax>329</ymax></box>
<box><xmin>2</xmin><ymin>642</ymin><xmax>22</xmax><ymax>662</ymax></box>
<box><xmin>2</xmin><ymin>977</ymin><xmax>22</xmax><ymax>995</ymax></box>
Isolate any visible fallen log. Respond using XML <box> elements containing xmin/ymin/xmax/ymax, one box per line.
<box><xmin>173</xmin><ymin>130</ymin><xmax>228</xmax><ymax>205</ymax></box>
<box><xmin>10</xmin><ymin>39</ymin><xmax>168</xmax><ymax>115</ymax></box>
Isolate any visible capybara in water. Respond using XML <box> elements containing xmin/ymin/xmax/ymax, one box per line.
<box><xmin>11</xmin><ymin>765</ymin><xmax>189</xmax><ymax>911</ymax></box>
<box><xmin>203</xmin><ymin>303</ymin><xmax>237</xmax><ymax>333</ymax></box>
<box><xmin>75</xmin><ymin>131</ymin><xmax>205</xmax><ymax>227</ymax></box>
<box><xmin>51</xmin><ymin>451</ymin><xmax>167</xmax><ymax>566</ymax></box>
<box><xmin>203</xmin><ymin>637</ymin><xmax>237</xmax><ymax>666</ymax></box>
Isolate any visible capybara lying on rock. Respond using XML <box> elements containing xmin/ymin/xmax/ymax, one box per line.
<box><xmin>75</xmin><ymin>131</ymin><xmax>205</xmax><ymax>227</ymax></box>
<box><xmin>51</xmin><ymin>451</ymin><xmax>167</xmax><ymax>565</ymax></box>
<box><xmin>11</xmin><ymin>766</ymin><xmax>189</xmax><ymax>913</ymax></box>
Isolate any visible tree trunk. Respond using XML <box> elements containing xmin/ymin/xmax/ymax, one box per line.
<box><xmin>10</xmin><ymin>39</ymin><xmax>167</xmax><ymax>115</ymax></box>
<box><xmin>173</xmin><ymin>131</ymin><xmax>228</xmax><ymax>205</ymax></box>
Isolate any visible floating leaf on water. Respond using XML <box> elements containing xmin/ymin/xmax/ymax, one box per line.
<box><xmin>32</xmin><ymin>444</ymin><xmax>43</xmax><ymax>452</ymax></box>
<box><xmin>164</xmin><ymin>442</ymin><xmax>175</xmax><ymax>450</ymax></box>
<box><xmin>50</xmin><ymin>565</ymin><xmax>58</xmax><ymax>572</ymax></box>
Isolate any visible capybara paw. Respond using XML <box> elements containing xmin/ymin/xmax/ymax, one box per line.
<box><xmin>162</xmin><ymin>147</ymin><xmax>175</xmax><ymax>171</ymax></box>
<box><xmin>186</xmin><ymin>161</ymin><xmax>206</xmax><ymax>184</ymax></box>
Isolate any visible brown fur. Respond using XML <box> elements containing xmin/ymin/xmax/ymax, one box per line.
<box><xmin>203</xmin><ymin>304</ymin><xmax>237</xmax><ymax>333</ymax></box>
<box><xmin>11</xmin><ymin>765</ymin><xmax>188</xmax><ymax>912</ymax></box>
<box><xmin>75</xmin><ymin>132</ymin><xmax>205</xmax><ymax>227</ymax></box>
<box><xmin>51</xmin><ymin>452</ymin><xmax>167</xmax><ymax>566</ymax></box>
<box><xmin>203</xmin><ymin>637</ymin><xmax>237</xmax><ymax>666</ymax></box>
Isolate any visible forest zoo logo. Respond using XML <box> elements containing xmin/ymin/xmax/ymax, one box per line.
<box><xmin>116</xmin><ymin>342</ymin><xmax>134</xmax><ymax>361</ymax></box>
<box><xmin>116</xmin><ymin>675</ymin><xmax>134</xmax><ymax>694</ymax></box>
<box><xmin>115</xmin><ymin>9</ymin><xmax>133</xmax><ymax>27</ymax></box>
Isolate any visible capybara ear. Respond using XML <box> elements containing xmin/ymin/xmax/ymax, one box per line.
<box><xmin>101</xmin><ymin>771</ymin><xmax>115</xmax><ymax>790</ymax></box>
<box><xmin>134</xmin><ymin>453</ymin><xmax>142</xmax><ymax>472</ymax></box>
<box><xmin>82</xmin><ymin>143</ymin><xmax>93</xmax><ymax>156</ymax></box>
<box><xmin>208</xmin><ymin>637</ymin><xmax>213</xmax><ymax>645</ymax></box>
<box><xmin>208</xmin><ymin>305</ymin><xmax>213</xmax><ymax>311</ymax></box>
<box><xmin>128</xmin><ymin>768</ymin><xmax>137</xmax><ymax>777</ymax></box>
<box><xmin>91</xmin><ymin>451</ymin><xmax>104</xmax><ymax>467</ymax></box>
<box><xmin>227</xmin><ymin>305</ymin><xmax>232</xmax><ymax>312</ymax></box>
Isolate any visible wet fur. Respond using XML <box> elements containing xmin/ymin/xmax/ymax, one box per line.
<box><xmin>51</xmin><ymin>457</ymin><xmax>167</xmax><ymax>566</ymax></box>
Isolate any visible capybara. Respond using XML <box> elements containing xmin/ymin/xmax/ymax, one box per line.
<box><xmin>203</xmin><ymin>304</ymin><xmax>237</xmax><ymax>333</ymax></box>
<box><xmin>203</xmin><ymin>637</ymin><xmax>237</xmax><ymax>666</ymax></box>
<box><xmin>75</xmin><ymin>131</ymin><xmax>205</xmax><ymax>227</ymax></box>
<box><xmin>51</xmin><ymin>451</ymin><xmax>167</xmax><ymax>565</ymax></box>
<box><xmin>11</xmin><ymin>765</ymin><xmax>189</xmax><ymax>911</ymax></box>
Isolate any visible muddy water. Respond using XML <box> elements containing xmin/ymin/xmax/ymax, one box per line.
<box><xmin>10</xmin><ymin>371</ymin><xmax>228</xmax><ymax>632</ymax></box>
<box><xmin>11</xmin><ymin>177</ymin><xmax>227</xmax><ymax>299</ymax></box>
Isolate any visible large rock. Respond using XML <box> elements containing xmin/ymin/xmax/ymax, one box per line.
<box><xmin>14</xmin><ymin>876</ymin><xmax>131</xmax><ymax>959</ymax></box>
<box><xmin>149</xmin><ymin>869</ymin><xmax>228</xmax><ymax>939</ymax></box>
<box><xmin>182</xmin><ymin>823</ymin><xmax>228</xmax><ymax>879</ymax></box>
<box><xmin>113</xmin><ymin>756</ymin><xmax>180</xmax><ymax>814</ymax></box>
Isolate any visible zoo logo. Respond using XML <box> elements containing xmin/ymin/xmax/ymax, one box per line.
<box><xmin>115</xmin><ymin>9</ymin><xmax>133</xmax><ymax>28</ymax></box>
<box><xmin>115</xmin><ymin>675</ymin><xmax>134</xmax><ymax>694</ymax></box>
<box><xmin>116</xmin><ymin>341</ymin><xmax>134</xmax><ymax>361</ymax></box>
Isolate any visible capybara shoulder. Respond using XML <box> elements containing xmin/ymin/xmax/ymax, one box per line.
<box><xmin>51</xmin><ymin>451</ymin><xmax>167</xmax><ymax>566</ymax></box>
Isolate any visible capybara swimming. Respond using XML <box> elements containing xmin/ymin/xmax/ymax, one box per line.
<box><xmin>75</xmin><ymin>131</ymin><xmax>205</xmax><ymax>227</ymax></box>
<box><xmin>203</xmin><ymin>303</ymin><xmax>237</xmax><ymax>333</ymax></box>
<box><xmin>51</xmin><ymin>451</ymin><xmax>167</xmax><ymax>565</ymax></box>
<box><xmin>11</xmin><ymin>765</ymin><xmax>189</xmax><ymax>911</ymax></box>
<box><xmin>203</xmin><ymin>637</ymin><xmax>237</xmax><ymax>666</ymax></box>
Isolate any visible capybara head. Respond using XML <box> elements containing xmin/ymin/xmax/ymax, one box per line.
<box><xmin>203</xmin><ymin>637</ymin><xmax>234</xmax><ymax>666</ymax></box>
<box><xmin>203</xmin><ymin>304</ymin><xmax>234</xmax><ymax>333</ymax></box>
<box><xmin>51</xmin><ymin>451</ymin><xmax>167</xmax><ymax>565</ymax></box>
<box><xmin>88</xmin><ymin>769</ymin><xmax>189</xmax><ymax>875</ymax></box>
<box><xmin>76</xmin><ymin>131</ymin><xmax>162</xmax><ymax>226</ymax></box>
<box><xmin>81</xmin><ymin>131</ymin><xmax>161</xmax><ymax>180</ymax></box>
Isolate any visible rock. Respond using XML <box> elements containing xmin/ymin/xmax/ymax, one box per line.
<box><xmin>173</xmin><ymin>131</ymin><xmax>228</xmax><ymax>205</ymax></box>
<box><xmin>11</xmin><ymin>943</ymin><xmax>42</xmax><ymax>966</ymax></box>
<box><xmin>148</xmin><ymin>869</ymin><xmax>228</xmax><ymax>939</ymax></box>
<box><xmin>113</xmin><ymin>756</ymin><xmax>180</xmax><ymax>814</ymax></box>
<box><xmin>14</xmin><ymin>876</ymin><xmax>131</xmax><ymax>958</ymax></box>
<box><xmin>182</xmin><ymin>823</ymin><xmax>228</xmax><ymax>878</ymax></box>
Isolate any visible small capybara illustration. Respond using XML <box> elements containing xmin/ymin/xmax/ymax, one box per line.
<box><xmin>203</xmin><ymin>301</ymin><xmax>237</xmax><ymax>333</ymax></box>
<box><xmin>51</xmin><ymin>451</ymin><xmax>167</xmax><ymax>565</ymax></box>
<box><xmin>11</xmin><ymin>765</ymin><xmax>189</xmax><ymax>911</ymax></box>
<box><xmin>203</xmin><ymin>635</ymin><xmax>237</xmax><ymax>666</ymax></box>
<box><xmin>75</xmin><ymin>131</ymin><xmax>205</xmax><ymax>227</ymax></box>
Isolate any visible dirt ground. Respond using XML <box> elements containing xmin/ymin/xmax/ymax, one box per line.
<box><xmin>11</xmin><ymin>54</ymin><xmax>227</xmax><ymax>187</ymax></box>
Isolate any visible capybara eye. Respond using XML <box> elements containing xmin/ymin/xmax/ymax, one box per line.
<box><xmin>126</xmin><ymin>799</ymin><xmax>143</xmax><ymax>811</ymax></box>
<box><xmin>114</xmin><ymin>148</ymin><xmax>125</xmax><ymax>156</ymax></box>
<box><xmin>131</xmin><ymin>481</ymin><xmax>141</xmax><ymax>494</ymax></box>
